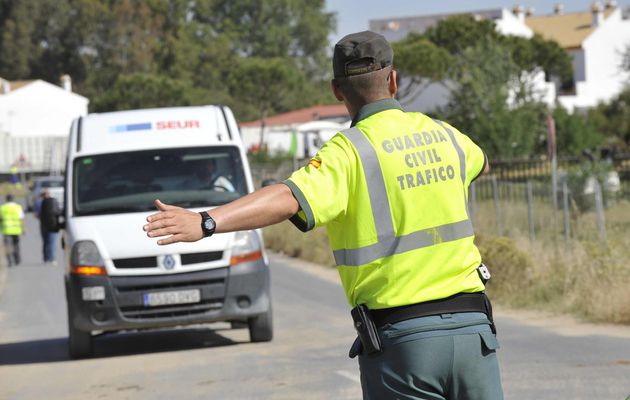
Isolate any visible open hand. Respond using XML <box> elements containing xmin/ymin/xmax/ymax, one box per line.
<box><xmin>143</xmin><ymin>199</ymin><xmax>204</xmax><ymax>245</ymax></box>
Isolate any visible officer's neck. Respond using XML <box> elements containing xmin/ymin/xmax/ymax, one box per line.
<box><xmin>346</xmin><ymin>95</ymin><xmax>393</xmax><ymax>120</ymax></box>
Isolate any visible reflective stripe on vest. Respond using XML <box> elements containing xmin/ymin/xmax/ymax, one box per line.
<box><xmin>434</xmin><ymin>119</ymin><xmax>471</xmax><ymax>216</ymax></box>
<box><xmin>333</xmin><ymin>125</ymin><xmax>474</xmax><ymax>267</ymax></box>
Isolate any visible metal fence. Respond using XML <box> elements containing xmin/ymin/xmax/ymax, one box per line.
<box><xmin>484</xmin><ymin>155</ymin><xmax>630</xmax><ymax>198</ymax></box>
<box><xmin>469</xmin><ymin>155</ymin><xmax>630</xmax><ymax>248</ymax></box>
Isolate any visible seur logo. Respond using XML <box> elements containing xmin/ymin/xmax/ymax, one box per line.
<box><xmin>163</xmin><ymin>255</ymin><xmax>175</xmax><ymax>270</ymax></box>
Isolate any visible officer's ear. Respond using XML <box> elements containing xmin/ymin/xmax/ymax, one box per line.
<box><xmin>331</xmin><ymin>79</ymin><xmax>344</xmax><ymax>102</ymax></box>
<box><xmin>388</xmin><ymin>69</ymin><xmax>398</xmax><ymax>98</ymax></box>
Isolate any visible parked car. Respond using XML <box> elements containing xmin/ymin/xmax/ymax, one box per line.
<box><xmin>27</xmin><ymin>175</ymin><xmax>64</xmax><ymax>212</ymax></box>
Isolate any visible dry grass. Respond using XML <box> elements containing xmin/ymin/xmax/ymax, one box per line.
<box><xmin>478</xmin><ymin>234</ymin><xmax>630</xmax><ymax>323</ymax></box>
<box><xmin>475</xmin><ymin>197</ymin><xmax>630</xmax><ymax>324</ymax></box>
<box><xmin>263</xmin><ymin>221</ymin><xmax>335</xmax><ymax>267</ymax></box>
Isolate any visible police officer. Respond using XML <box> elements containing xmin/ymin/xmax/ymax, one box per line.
<box><xmin>1</xmin><ymin>194</ymin><xmax>25</xmax><ymax>266</ymax></box>
<box><xmin>144</xmin><ymin>31</ymin><xmax>502</xmax><ymax>399</ymax></box>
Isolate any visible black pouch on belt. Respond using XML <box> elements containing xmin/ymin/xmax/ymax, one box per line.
<box><xmin>349</xmin><ymin>304</ymin><xmax>382</xmax><ymax>358</ymax></box>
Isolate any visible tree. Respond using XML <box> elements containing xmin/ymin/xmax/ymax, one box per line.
<box><xmin>189</xmin><ymin>0</ymin><xmax>334</xmax><ymax>76</ymax></box>
<box><xmin>28</xmin><ymin>0</ymin><xmax>93</xmax><ymax>85</ymax></box>
<box><xmin>0</xmin><ymin>0</ymin><xmax>38</xmax><ymax>79</ymax></box>
<box><xmin>394</xmin><ymin>15</ymin><xmax>573</xmax><ymax>108</ymax></box>
<box><xmin>423</xmin><ymin>15</ymin><xmax>500</xmax><ymax>55</ymax></box>
<box><xmin>393</xmin><ymin>15</ymin><xmax>575</xmax><ymax>159</ymax></box>
<box><xmin>392</xmin><ymin>38</ymin><xmax>452</xmax><ymax>103</ymax></box>
<box><xmin>90</xmin><ymin>73</ymin><xmax>191</xmax><ymax>112</ymax></box>
<box><xmin>553</xmin><ymin>106</ymin><xmax>603</xmax><ymax>157</ymax></box>
<box><xmin>227</xmin><ymin>57</ymin><xmax>304</xmax><ymax>140</ymax></box>
<box><xmin>589</xmin><ymin>87</ymin><xmax>630</xmax><ymax>151</ymax></box>
<box><xmin>0</xmin><ymin>0</ymin><xmax>336</xmax><ymax>120</ymax></box>
<box><xmin>499</xmin><ymin>34</ymin><xmax>573</xmax><ymax>87</ymax></box>
<box><xmin>438</xmin><ymin>41</ymin><xmax>547</xmax><ymax>159</ymax></box>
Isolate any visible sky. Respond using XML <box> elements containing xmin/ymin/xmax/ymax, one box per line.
<box><xmin>324</xmin><ymin>0</ymin><xmax>630</xmax><ymax>45</ymax></box>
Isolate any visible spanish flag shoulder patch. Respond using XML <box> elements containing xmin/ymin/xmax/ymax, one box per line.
<box><xmin>309</xmin><ymin>159</ymin><xmax>321</xmax><ymax>169</ymax></box>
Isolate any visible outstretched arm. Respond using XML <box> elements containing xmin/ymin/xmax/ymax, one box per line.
<box><xmin>143</xmin><ymin>183</ymin><xmax>300</xmax><ymax>245</ymax></box>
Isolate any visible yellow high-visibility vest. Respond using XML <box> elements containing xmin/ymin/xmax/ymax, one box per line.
<box><xmin>285</xmin><ymin>99</ymin><xmax>487</xmax><ymax>309</ymax></box>
<box><xmin>1</xmin><ymin>202</ymin><xmax>24</xmax><ymax>236</ymax></box>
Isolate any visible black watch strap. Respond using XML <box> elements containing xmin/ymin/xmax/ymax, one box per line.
<box><xmin>199</xmin><ymin>211</ymin><xmax>216</xmax><ymax>237</ymax></box>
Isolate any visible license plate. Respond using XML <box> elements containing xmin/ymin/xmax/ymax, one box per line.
<box><xmin>143</xmin><ymin>289</ymin><xmax>201</xmax><ymax>307</ymax></box>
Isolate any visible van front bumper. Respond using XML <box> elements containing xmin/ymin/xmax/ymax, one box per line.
<box><xmin>65</xmin><ymin>260</ymin><xmax>270</xmax><ymax>332</ymax></box>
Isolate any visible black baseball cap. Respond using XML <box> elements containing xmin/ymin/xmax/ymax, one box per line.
<box><xmin>333</xmin><ymin>31</ymin><xmax>393</xmax><ymax>79</ymax></box>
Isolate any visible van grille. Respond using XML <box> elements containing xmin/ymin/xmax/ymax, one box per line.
<box><xmin>119</xmin><ymin>300</ymin><xmax>224</xmax><ymax>319</ymax></box>
<box><xmin>110</xmin><ymin>269</ymin><xmax>228</xmax><ymax>321</ymax></box>
<box><xmin>112</xmin><ymin>252</ymin><xmax>223</xmax><ymax>269</ymax></box>
<box><xmin>114</xmin><ymin>277</ymin><xmax>224</xmax><ymax>293</ymax></box>
<box><xmin>181</xmin><ymin>251</ymin><xmax>223</xmax><ymax>265</ymax></box>
<box><xmin>113</xmin><ymin>257</ymin><xmax>157</xmax><ymax>269</ymax></box>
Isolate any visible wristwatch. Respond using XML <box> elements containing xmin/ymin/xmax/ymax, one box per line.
<box><xmin>199</xmin><ymin>211</ymin><xmax>216</xmax><ymax>238</ymax></box>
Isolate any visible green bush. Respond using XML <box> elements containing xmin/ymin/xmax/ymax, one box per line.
<box><xmin>476</xmin><ymin>235</ymin><xmax>533</xmax><ymax>306</ymax></box>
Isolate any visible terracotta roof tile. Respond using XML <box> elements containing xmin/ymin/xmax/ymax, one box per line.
<box><xmin>240</xmin><ymin>104</ymin><xmax>349</xmax><ymax>127</ymax></box>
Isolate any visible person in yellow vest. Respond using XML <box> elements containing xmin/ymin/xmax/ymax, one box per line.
<box><xmin>1</xmin><ymin>194</ymin><xmax>25</xmax><ymax>266</ymax></box>
<box><xmin>143</xmin><ymin>31</ymin><xmax>501</xmax><ymax>399</ymax></box>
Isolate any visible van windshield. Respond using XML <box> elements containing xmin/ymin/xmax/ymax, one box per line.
<box><xmin>73</xmin><ymin>146</ymin><xmax>247</xmax><ymax>216</ymax></box>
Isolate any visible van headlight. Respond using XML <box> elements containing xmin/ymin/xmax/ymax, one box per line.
<box><xmin>70</xmin><ymin>240</ymin><xmax>107</xmax><ymax>275</ymax></box>
<box><xmin>230</xmin><ymin>231</ymin><xmax>263</xmax><ymax>266</ymax></box>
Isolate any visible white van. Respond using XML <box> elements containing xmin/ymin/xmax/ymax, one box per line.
<box><xmin>62</xmin><ymin>106</ymin><xmax>272</xmax><ymax>358</ymax></box>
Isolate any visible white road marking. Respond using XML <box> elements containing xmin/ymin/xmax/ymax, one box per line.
<box><xmin>335</xmin><ymin>370</ymin><xmax>361</xmax><ymax>383</ymax></box>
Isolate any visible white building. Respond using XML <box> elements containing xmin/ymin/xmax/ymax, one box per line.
<box><xmin>239</xmin><ymin>104</ymin><xmax>350</xmax><ymax>159</ymax></box>
<box><xmin>525</xmin><ymin>2</ymin><xmax>630</xmax><ymax>111</ymax></box>
<box><xmin>0</xmin><ymin>76</ymin><xmax>89</xmax><ymax>173</ymax></box>
<box><xmin>370</xmin><ymin>1</ymin><xmax>630</xmax><ymax>112</ymax></box>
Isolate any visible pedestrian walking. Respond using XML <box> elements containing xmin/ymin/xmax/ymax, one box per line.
<box><xmin>36</xmin><ymin>189</ymin><xmax>60</xmax><ymax>264</ymax></box>
<box><xmin>1</xmin><ymin>194</ymin><xmax>25</xmax><ymax>267</ymax></box>
<box><xmin>143</xmin><ymin>31</ymin><xmax>501</xmax><ymax>399</ymax></box>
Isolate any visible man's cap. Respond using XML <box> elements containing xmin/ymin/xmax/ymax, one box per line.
<box><xmin>333</xmin><ymin>31</ymin><xmax>393</xmax><ymax>79</ymax></box>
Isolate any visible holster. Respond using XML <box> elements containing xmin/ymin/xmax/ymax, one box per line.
<box><xmin>349</xmin><ymin>304</ymin><xmax>382</xmax><ymax>359</ymax></box>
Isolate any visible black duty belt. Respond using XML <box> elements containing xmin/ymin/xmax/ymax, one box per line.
<box><xmin>370</xmin><ymin>292</ymin><xmax>494</xmax><ymax>330</ymax></box>
<box><xmin>348</xmin><ymin>292</ymin><xmax>496</xmax><ymax>358</ymax></box>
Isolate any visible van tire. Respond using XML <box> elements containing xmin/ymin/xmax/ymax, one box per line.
<box><xmin>67</xmin><ymin>307</ymin><xmax>93</xmax><ymax>359</ymax></box>
<box><xmin>248</xmin><ymin>308</ymin><xmax>273</xmax><ymax>342</ymax></box>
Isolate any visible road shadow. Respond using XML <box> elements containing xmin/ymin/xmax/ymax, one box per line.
<box><xmin>0</xmin><ymin>326</ymin><xmax>241</xmax><ymax>365</ymax></box>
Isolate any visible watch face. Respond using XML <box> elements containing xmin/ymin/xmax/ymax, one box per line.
<box><xmin>203</xmin><ymin>218</ymin><xmax>216</xmax><ymax>231</ymax></box>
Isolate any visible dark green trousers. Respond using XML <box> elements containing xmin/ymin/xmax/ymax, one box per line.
<box><xmin>358</xmin><ymin>312</ymin><xmax>503</xmax><ymax>400</ymax></box>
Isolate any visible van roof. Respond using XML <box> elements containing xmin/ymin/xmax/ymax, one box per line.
<box><xmin>76</xmin><ymin>106</ymin><xmax>241</xmax><ymax>155</ymax></box>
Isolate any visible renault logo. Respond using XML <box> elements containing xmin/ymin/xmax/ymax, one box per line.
<box><xmin>163</xmin><ymin>255</ymin><xmax>175</xmax><ymax>270</ymax></box>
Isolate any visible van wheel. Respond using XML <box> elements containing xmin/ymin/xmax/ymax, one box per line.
<box><xmin>67</xmin><ymin>307</ymin><xmax>93</xmax><ymax>359</ymax></box>
<box><xmin>248</xmin><ymin>308</ymin><xmax>273</xmax><ymax>343</ymax></box>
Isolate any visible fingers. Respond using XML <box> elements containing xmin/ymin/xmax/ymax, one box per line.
<box><xmin>144</xmin><ymin>202</ymin><xmax>203</xmax><ymax>245</ymax></box>
<box><xmin>146</xmin><ymin>226</ymin><xmax>179</xmax><ymax>238</ymax></box>
<box><xmin>154</xmin><ymin>199</ymin><xmax>177</xmax><ymax>211</ymax></box>
<box><xmin>143</xmin><ymin>214</ymin><xmax>175</xmax><ymax>232</ymax></box>
<box><xmin>157</xmin><ymin>234</ymin><xmax>185</xmax><ymax>246</ymax></box>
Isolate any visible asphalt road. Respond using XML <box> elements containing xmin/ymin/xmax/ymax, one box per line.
<box><xmin>0</xmin><ymin>214</ymin><xmax>629</xmax><ymax>399</ymax></box>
